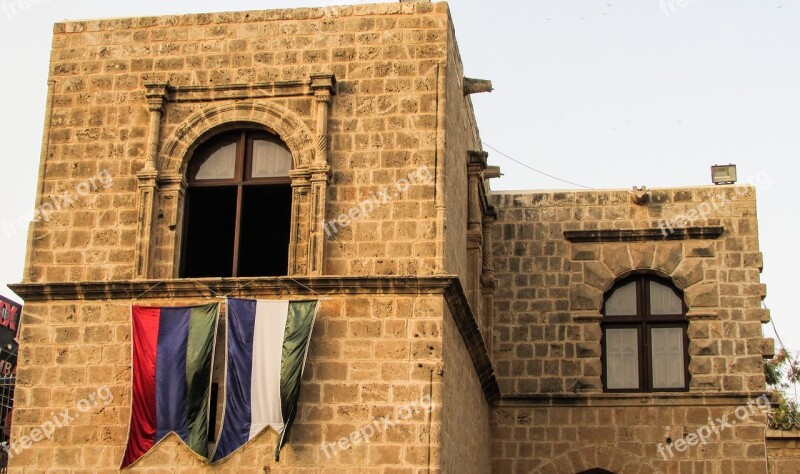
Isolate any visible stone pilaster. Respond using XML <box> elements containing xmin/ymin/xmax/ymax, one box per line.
<box><xmin>466</xmin><ymin>150</ymin><xmax>488</xmax><ymax>315</ymax></box>
<box><xmin>307</xmin><ymin>74</ymin><xmax>335</xmax><ymax>276</ymax></box>
<box><xmin>134</xmin><ymin>82</ymin><xmax>168</xmax><ymax>279</ymax></box>
<box><xmin>481</xmin><ymin>207</ymin><xmax>497</xmax><ymax>358</ymax></box>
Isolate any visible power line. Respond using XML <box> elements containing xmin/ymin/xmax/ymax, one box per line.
<box><xmin>766</xmin><ymin>302</ymin><xmax>793</xmax><ymax>354</ymax></box>
<box><xmin>481</xmin><ymin>142</ymin><xmax>593</xmax><ymax>190</ymax></box>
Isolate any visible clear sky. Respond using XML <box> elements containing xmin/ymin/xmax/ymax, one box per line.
<box><xmin>0</xmin><ymin>1</ymin><xmax>797</xmax><ymax>350</ymax></box>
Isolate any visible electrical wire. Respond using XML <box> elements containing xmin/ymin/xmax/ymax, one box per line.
<box><xmin>481</xmin><ymin>141</ymin><xmax>594</xmax><ymax>190</ymax></box>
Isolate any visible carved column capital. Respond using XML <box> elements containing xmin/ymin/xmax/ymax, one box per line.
<box><xmin>143</xmin><ymin>82</ymin><xmax>169</xmax><ymax>174</ymax></box>
<box><xmin>158</xmin><ymin>173</ymin><xmax>187</xmax><ymax>191</ymax></box>
<box><xmin>468</xmin><ymin>150</ymin><xmax>489</xmax><ymax>172</ymax></box>
<box><xmin>314</xmin><ymin>91</ymin><xmax>332</xmax><ymax>104</ymax></box>
<box><xmin>309</xmin><ymin>164</ymin><xmax>331</xmax><ymax>183</ymax></box>
<box><xmin>144</xmin><ymin>82</ymin><xmax>170</xmax><ymax>114</ymax></box>
<box><xmin>309</xmin><ymin>73</ymin><xmax>336</xmax><ymax>96</ymax></box>
<box><xmin>137</xmin><ymin>168</ymin><xmax>158</xmax><ymax>187</ymax></box>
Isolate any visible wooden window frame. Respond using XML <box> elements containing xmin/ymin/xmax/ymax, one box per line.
<box><xmin>180</xmin><ymin>129</ymin><xmax>292</xmax><ymax>278</ymax></box>
<box><xmin>601</xmin><ymin>275</ymin><xmax>690</xmax><ymax>393</ymax></box>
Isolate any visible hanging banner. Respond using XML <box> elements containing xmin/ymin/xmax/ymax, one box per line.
<box><xmin>0</xmin><ymin>295</ymin><xmax>20</xmax><ymax>378</ymax></box>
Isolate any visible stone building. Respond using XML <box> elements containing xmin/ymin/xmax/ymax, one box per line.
<box><xmin>6</xmin><ymin>1</ymin><xmax>781</xmax><ymax>472</ymax></box>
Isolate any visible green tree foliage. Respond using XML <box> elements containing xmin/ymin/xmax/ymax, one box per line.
<box><xmin>765</xmin><ymin>348</ymin><xmax>800</xmax><ymax>427</ymax></box>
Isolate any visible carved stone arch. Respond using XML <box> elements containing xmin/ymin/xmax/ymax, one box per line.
<box><xmin>572</xmin><ymin>242</ymin><xmax>707</xmax><ymax>313</ymax></box>
<box><xmin>534</xmin><ymin>444</ymin><xmax>664</xmax><ymax>474</ymax></box>
<box><xmin>146</xmin><ymin>101</ymin><xmax>320</xmax><ymax>279</ymax></box>
<box><xmin>603</xmin><ymin>268</ymin><xmax>685</xmax><ymax>294</ymax></box>
<box><xmin>158</xmin><ymin>101</ymin><xmax>316</xmax><ymax>176</ymax></box>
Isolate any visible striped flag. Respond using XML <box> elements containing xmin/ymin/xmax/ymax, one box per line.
<box><xmin>212</xmin><ymin>298</ymin><xmax>318</xmax><ymax>463</ymax></box>
<box><xmin>121</xmin><ymin>303</ymin><xmax>220</xmax><ymax>469</ymax></box>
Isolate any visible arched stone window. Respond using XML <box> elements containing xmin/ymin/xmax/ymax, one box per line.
<box><xmin>180</xmin><ymin>129</ymin><xmax>293</xmax><ymax>278</ymax></box>
<box><xmin>602</xmin><ymin>275</ymin><xmax>689</xmax><ymax>392</ymax></box>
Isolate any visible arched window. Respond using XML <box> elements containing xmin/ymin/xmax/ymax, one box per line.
<box><xmin>180</xmin><ymin>129</ymin><xmax>293</xmax><ymax>278</ymax></box>
<box><xmin>601</xmin><ymin>275</ymin><xmax>689</xmax><ymax>392</ymax></box>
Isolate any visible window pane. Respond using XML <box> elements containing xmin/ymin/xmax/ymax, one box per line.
<box><xmin>250</xmin><ymin>139</ymin><xmax>292</xmax><ymax>178</ymax></box>
<box><xmin>605</xmin><ymin>281</ymin><xmax>637</xmax><ymax>316</ymax></box>
<box><xmin>606</xmin><ymin>328</ymin><xmax>639</xmax><ymax>389</ymax></box>
<box><xmin>649</xmin><ymin>280</ymin><xmax>683</xmax><ymax>315</ymax></box>
<box><xmin>237</xmin><ymin>184</ymin><xmax>292</xmax><ymax>277</ymax></box>
<box><xmin>191</xmin><ymin>139</ymin><xmax>237</xmax><ymax>180</ymax></box>
<box><xmin>181</xmin><ymin>186</ymin><xmax>237</xmax><ymax>277</ymax></box>
<box><xmin>651</xmin><ymin>327</ymin><xmax>686</xmax><ymax>389</ymax></box>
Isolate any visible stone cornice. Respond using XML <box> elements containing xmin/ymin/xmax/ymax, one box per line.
<box><xmin>9</xmin><ymin>276</ymin><xmax>450</xmax><ymax>301</ymax></box>
<box><xmin>496</xmin><ymin>391</ymin><xmax>772</xmax><ymax>408</ymax></box>
<box><xmin>442</xmin><ymin>277</ymin><xmax>501</xmax><ymax>402</ymax></box>
<box><xmin>564</xmin><ymin>226</ymin><xmax>724</xmax><ymax>243</ymax></box>
<box><xmin>161</xmin><ymin>77</ymin><xmax>336</xmax><ymax>103</ymax></box>
<box><xmin>10</xmin><ymin>275</ymin><xmax>500</xmax><ymax>402</ymax></box>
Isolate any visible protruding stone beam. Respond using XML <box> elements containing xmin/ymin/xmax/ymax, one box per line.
<box><xmin>463</xmin><ymin>77</ymin><xmax>493</xmax><ymax>96</ymax></box>
<box><xmin>307</xmin><ymin>74</ymin><xmax>336</xmax><ymax>276</ymax></box>
<box><xmin>485</xmin><ymin>165</ymin><xmax>502</xmax><ymax>179</ymax></box>
<box><xmin>630</xmin><ymin>186</ymin><xmax>650</xmax><ymax>205</ymax></box>
<box><xmin>134</xmin><ymin>82</ymin><xmax>169</xmax><ymax>280</ymax></box>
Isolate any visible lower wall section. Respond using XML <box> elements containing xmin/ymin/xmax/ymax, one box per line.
<box><xmin>9</xmin><ymin>294</ymin><xmax>446</xmax><ymax>472</ymax></box>
<box><xmin>441</xmin><ymin>304</ymin><xmax>491</xmax><ymax>473</ymax></box>
<box><xmin>767</xmin><ymin>429</ymin><xmax>800</xmax><ymax>473</ymax></box>
<box><xmin>492</xmin><ymin>401</ymin><xmax>769</xmax><ymax>473</ymax></box>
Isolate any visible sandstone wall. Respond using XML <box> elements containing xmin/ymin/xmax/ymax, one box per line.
<box><xmin>25</xmin><ymin>2</ymin><xmax>453</xmax><ymax>283</ymax></box>
<box><xmin>767</xmin><ymin>429</ymin><xmax>800</xmax><ymax>474</ymax></box>
<box><xmin>492</xmin><ymin>403</ymin><xmax>769</xmax><ymax>473</ymax></box>
<box><xmin>441</xmin><ymin>304</ymin><xmax>491</xmax><ymax>473</ymax></box>
<box><xmin>491</xmin><ymin>185</ymin><xmax>770</xmax><ymax>395</ymax></box>
<box><xmin>441</xmin><ymin>10</ymin><xmax>476</xmax><ymax>288</ymax></box>
<box><xmin>488</xmin><ymin>185</ymin><xmax>772</xmax><ymax>472</ymax></box>
<box><xmin>9</xmin><ymin>293</ymin><xmax>445</xmax><ymax>472</ymax></box>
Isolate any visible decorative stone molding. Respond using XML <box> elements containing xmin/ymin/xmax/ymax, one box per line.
<box><xmin>767</xmin><ymin>426</ymin><xmax>800</xmax><ymax>434</ymax></box>
<box><xmin>160</xmin><ymin>100</ymin><xmax>316</xmax><ymax>175</ymax></box>
<box><xmin>132</xmin><ymin>76</ymin><xmax>335</xmax><ymax>279</ymax></box>
<box><xmin>495</xmin><ymin>391</ymin><xmax>767</xmax><ymax>406</ymax></box>
<box><xmin>564</xmin><ymin>226</ymin><xmax>724</xmax><ymax>243</ymax></box>
<box><xmin>134</xmin><ymin>83</ymin><xmax>169</xmax><ymax>279</ymax></box>
<box><xmin>572</xmin><ymin>311</ymin><xmax>602</xmax><ymax>322</ymax></box>
<box><xmin>466</xmin><ymin>150</ymin><xmax>493</xmax><ymax>334</ymax></box>
<box><xmin>685</xmin><ymin>309</ymin><xmax>720</xmax><ymax>321</ymax></box>
<box><xmin>534</xmin><ymin>443</ymin><xmax>664</xmax><ymax>474</ymax></box>
<box><xmin>308</xmin><ymin>73</ymin><xmax>336</xmax><ymax>276</ymax></box>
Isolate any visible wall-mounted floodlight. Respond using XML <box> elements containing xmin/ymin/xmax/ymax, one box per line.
<box><xmin>711</xmin><ymin>164</ymin><xmax>737</xmax><ymax>185</ymax></box>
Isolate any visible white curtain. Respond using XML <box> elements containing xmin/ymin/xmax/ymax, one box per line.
<box><xmin>649</xmin><ymin>281</ymin><xmax>682</xmax><ymax>315</ymax></box>
<box><xmin>650</xmin><ymin>327</ymin><xmax>685</xmax><ymax>389</ymax></box>
<box><xmin>606</xmin><ymin>328</ymin><xmax>639</xmax><ymax>389</ymax></box>
<box><xmin>605</xmin><ymin>281</ymin><xmax>637</xmax><ymax>316</ymax></box>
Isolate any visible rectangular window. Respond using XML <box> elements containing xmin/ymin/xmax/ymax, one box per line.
<box><xmin>606</xmin><ymin>328</ymin><xmax>640</xmax><ymax>390</ymax></box>
<box><xmin>650</xmin><ymin>327</ymin><xmax>686</xmax><ymax>389</ymax></box>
